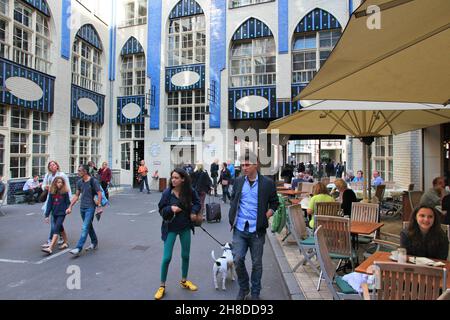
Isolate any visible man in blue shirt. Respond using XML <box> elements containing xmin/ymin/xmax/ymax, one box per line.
<box><xmin>372</xmin><ymin>170</ymin><xmax>384</xmax><ymax>187</ymax></box>
<box><xmin>228</xmin><ymin>151</ymin><xmax>279</xmax><ymax>300</ymax></box>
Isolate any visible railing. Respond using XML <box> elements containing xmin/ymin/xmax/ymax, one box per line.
<box><xmin>35</xmin><ymin>57</ymin><xmax>52</xmax><ymax>74</ymax></box>
<box><xmin>292</xmin><ymin>70</ymin><xmax>316</xmax><ymax>84</ymax></box>
<box><xmin>120</xmin><ymin>16</ymin><xmax>147</xmax><ymax>27</ymax></box>
<box><xmin>72</xmin><ymin>73</ymin><xmax>102</xmax><ymax>93</ymax></box>
<box><xmin>0</xmin><ymin>42</ymin><xmax>9</xmax><ymax>59</ymax></box>
<box><xmin>13</xmin><ymin>47</ymin><xmax>33</xmax><ymax>68</ymax></box>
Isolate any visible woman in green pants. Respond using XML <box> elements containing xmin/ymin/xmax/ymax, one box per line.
<box><xmin>155</xmin><ymin>168</ymin><xmax>201</xmax><ymax>300</ymax></box>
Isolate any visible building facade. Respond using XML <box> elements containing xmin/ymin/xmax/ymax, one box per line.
<box><xmin>2</xmin><ymin>0</ymin><xmax>444</xmax><ymax>192</ymax></box>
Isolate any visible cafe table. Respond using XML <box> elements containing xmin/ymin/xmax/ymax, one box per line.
<box><xmin>356</xmin><ymin>251</ymin><xmax>450</xmax><ymax>288</ymax></box>
<box><xmin>278</xmin><ymin>190</ymin><xmax>308</xmax><ymax>197</ymax></box>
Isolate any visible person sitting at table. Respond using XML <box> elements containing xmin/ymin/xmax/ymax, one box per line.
<box><xmin>303</xmin><ymin>171</ymin><xmax>314</xmax><ymax>183</ymax></box>
<box><xmin>371</xmin><ymin>170</ymin><xmax>384</xmax><ymax>187</ymax></box>
<box><xmin>419</xmin><ymin>176</ymin><xmax>446</xmax><ymax>209</ymax></box>
<box><xmin>440</xmin><ymin>193</ymin><xmax>450</xmax><ymax>225</ymax></box>
<box><xmin>345</xmin><ymin>170</ymin><xmax>355</xmax><ymax>183</ymax></box>
<box><xmin>334</xmin><ymin>179</ymin><xmax>357</xmax><ymax>216</ymax></box>
<box><xmin>291</xmin><ymin>172</ymin><xmax>306</xmax><ymax>190</ymax></box>
<box><xmin>306</xmin><ymin>182</ymin><xmax>335</xmax><ymax>229</ymax></box>
<box><xmin>352</xmin><ymin>170</ymin><xmax>364</xmax><ymax>183</ymax></box>
<box><xmin>400</xmin><ymin>206</ymin><xmax>448</xmax><ymax>260</ymax></box>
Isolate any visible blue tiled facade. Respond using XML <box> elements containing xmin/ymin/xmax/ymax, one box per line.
<box><xmin>165</xmin><ymin>64</ymin><xmax>205</xmax><ymax>92</ymax></box>
<box><xmin>71</xmin><ymin>84</ymin><xmax>105</xmax><ymax>124</ymax></box>
<box><xmin>0</xmin><ymin>57</ymin><xmax>55</xmax><ymax>113</ymax></box>
<box><xmin>117</xmin><ymin>95</ymin><xmax>146</xmax><ymax>125</ymax></box>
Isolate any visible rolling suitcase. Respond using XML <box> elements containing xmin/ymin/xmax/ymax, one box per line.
<box><xmin>206</xmin><ymin>194</ymin><xmax>221</xmax><ymax>223</ymax></box>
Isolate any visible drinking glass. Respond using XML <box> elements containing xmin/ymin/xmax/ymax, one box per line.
<box><xmin>398</xmin><ymin>248</ymin><xmax>407</xmax><ymax>264</ymax></box>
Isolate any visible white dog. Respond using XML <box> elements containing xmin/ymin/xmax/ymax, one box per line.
<box><xmin>211</xmin><ymin>242</ymin><xmax>235</xmax><ymax>290</ymax></box>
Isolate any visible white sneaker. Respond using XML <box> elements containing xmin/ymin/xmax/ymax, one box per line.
<box><xmin>85</xmin><ymin>243</ymin><xmax>98</xmax><ymax>251</ymax></box>
<box><xmin>58</xmin><ymin>237</ymin><xmax>64</xmax><ymax>245</ymax></box>
<box><xmin>69</xmin><ymin>248</ymin><xmax>81</xmax><ymax>256</ymax></box>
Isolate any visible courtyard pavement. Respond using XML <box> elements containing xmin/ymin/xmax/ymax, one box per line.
<box><xmin>0</xmin><ymin>188</ymin><xmax>290</xmax><ymax>300</ymax></box>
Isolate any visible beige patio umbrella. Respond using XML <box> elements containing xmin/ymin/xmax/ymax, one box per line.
<box><xmin>294</xmin><ymin>0</ymin><xmax>450</xmax><ymax>107</ymax></box>
<box><xmin>267</xmin><ymin>105</ymin><xmax>450</xmax><ymax>199</ymax></box>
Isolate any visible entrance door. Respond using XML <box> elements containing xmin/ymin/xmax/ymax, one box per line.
<box><xmin>170</xmin><ymin>145</ymin><xmax>196</xmax><ymax>170</ymax></box>
<box><xmin>133</xmin><ymin>140</ymin><xmax>145</xmax><ymax>188</ymax></box>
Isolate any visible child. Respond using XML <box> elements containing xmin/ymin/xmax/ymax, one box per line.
<box><xmin>42</xmin><ymin>177</ymin><xmax>71</xmax><ymax>254</ymax></box>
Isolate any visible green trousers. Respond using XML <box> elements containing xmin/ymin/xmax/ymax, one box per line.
<box><xmin>160</xmin><ymin>228</ymin><xmax>191</xmax><ymax>283</ymax></box>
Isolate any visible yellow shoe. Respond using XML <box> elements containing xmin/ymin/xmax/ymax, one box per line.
<box><xmin>180</xmin><ymin>280</ymin><xmax>198</xmax><ymax>291</ymax></box>
<box><xmin>154</xmin><ymin>286</ymin><xmax>165</xmax><ymax>300</ymax></box>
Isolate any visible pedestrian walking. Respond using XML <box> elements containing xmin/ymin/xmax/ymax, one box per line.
<box><xmin>41</xmin><ymin>161</ymin><xmax>72</xmax><ymax>248</ymax></box>
<box><xmin>67</xmin><ymin>164</ymin><xmax>102</xmax><ymax>256</ymax></box>
<box><xmin>218</xmin><ymin>162</ymin><xmax>231</xmax><ymax>203</ymax></box>
<box><xmin>88</xmin><ymin>161</ymin><xmax>98</xmax><ymax>178</ymax></box>
<box><xmin>229</xmin><ymin>151</ymin><xmax>279</xmax><ymax>300</ymax></box>
<box><xmin>154</xmin><ymin>168</ymin><xmax>201</xmax><ymax>300</ymax></box>
<box><xmin>210</xmin><ymin>159</ymin><xmax>219</xmax><ymax>196</ymax></box>
<box><xmin>138</xmin><ymin>160</ymin><xmax>151</xmax><ymax>194</ymax></box>
<box><xmin>191</xmin><ymin>163</ymin><xmax>212</xmax><ymax>218</ymax></box>
<box><xmin>98</xmin><ymin>161</ymin><xmax>112</xmax><ymax>200</ymax></box>
<box><xmin>41</xmin><ymin>177</ymin><xmax>70</xmax><ymax>255</ymax></box>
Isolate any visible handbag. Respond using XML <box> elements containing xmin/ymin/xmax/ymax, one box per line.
<box><xmin>39</xmin><ymin>189</ymin><xmax>48</xmax><ymax>203</ymax></box>
<box><xmin>137</xmin><ymin>174</ymin><xmax>143</xmax><ymax>182</ymax></box>
<box><xmin>222</xmin><ymin>179</ymin><xmax>229</xmax><ymax>186</ymax></box>
<box><xmin>192</xmin><ymin>212</ymin><xmax>203</xmax><ymax>227</ymax></box>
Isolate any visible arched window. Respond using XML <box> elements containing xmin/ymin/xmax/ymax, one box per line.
<box><xmin>167</xmin><ymin>6</ymin><xmax>205</xmax><ymax>66</ymax></box>
<box><xmin>0</xmin><ymin>0</ymin><xmax>52</xmax><ymax>73</ymax></box>
<box><xmin>292</xmin><ymin>9</ymin><xmax>342</xmax><ymax>84</ymax></box>
<box><xmin>229</xmin><ymin>18</ymin><xmax>276</xmax><ymax>88</ymax></box>
<box><xmin>165</xmin><ymin>0</ymin><xmax>207</xmax><ymax>139</ymax></box>
<box><xmin>72</xmin><ymin>24</ymin><xmax>103</xmax><ymax>93</ymax></box>
<box><xmin>120</xmin><ymin>37</ymin><xmax>145</xmax><ymax>96</ymax></box>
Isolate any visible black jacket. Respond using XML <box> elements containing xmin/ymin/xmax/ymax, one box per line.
<box><xmin>228</xmin><ymin>174</ymin><xmax>279</xmax><ymax>234</ymax></box>
<box><xmin>210</xmin><ymin>163</ymin><xmax>219</xmax><ymax>178</ymax></box>
<box><xmin>191</xmin><ymin>170</ymin><xmax>212</xmax><ymax>193</ymax></box>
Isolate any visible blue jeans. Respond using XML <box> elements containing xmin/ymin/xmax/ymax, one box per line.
<box><xmin>232</xmin><ymin>228</ymin><xmax>265</xmax><ymax>296</ymax></box>
<box><xmin>140</xmin><ymin>176</ymin><xmax>150</xmax><ymax>192</ymax></box>
<box><xmin>76</xmin><ymin>207</ymin><xmax>97</xmax><ymax>250</ymax></box>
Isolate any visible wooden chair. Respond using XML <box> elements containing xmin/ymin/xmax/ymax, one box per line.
<box><xmin>438</xmin><ymin>289</ymin><xmax>450</xmax><ymax>300</ymax></box>
<box><xmin>300</xmin><ymin>182</ymin><xmax>314</xmax><ymax>195</ymax></box>
<box><xmin>408</xmin><ymin>183</ymin><xmax>415</xmax><ymax>192</ymax></box>
<box><xmin>314</xmin><ymin>225</ymin><xmax>361</xmax><ymax>300</ymax></box>
<box><xmin>316</xmin><ymin>202</ymin><xmax>342</xmax><ymax>217</ymax></box>
<box><xmin>409</xmin><ymin>190</ymin><xmax>424</xmax><ymax>211</ymax></box>
<box><xmin>373</xmin><ymin>184</ymin><xmax>386</xmax><ymax>203</ymax></box>
<box><xmin>315</xmin><ymin>215</ymin><xmax>355</xmax><ymax>291</ymax></box>
<box><xmin>362</xmin><ymin>261</ymin><xmax>447</xmax><ymax>300</ymax></box>
<box><xmin>287</xmin><ymin>205</ymin><xmax>319</xmax><ymax>274</ymax></box>
<box><xmin>351</xmin><ymin>202</ymin><xmax>380</xmax><ymax>245</ymax></box>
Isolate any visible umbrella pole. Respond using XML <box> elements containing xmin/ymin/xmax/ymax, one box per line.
<box><xmin>361</xmin><ymin>137</ymin><xmax>375</xmax><ymax>202</ymax></box>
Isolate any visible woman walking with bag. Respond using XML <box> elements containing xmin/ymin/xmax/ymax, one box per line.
<box><xmin>154</xmin><ymin>168</ymin><xmax>201</xmax><ymax>300</ymax></box>
<box><xmin>98</xmin><ymin>161</ymin><xmax>112</xmax><ymax>200</ymax></box>
<box><xmin>218</xmin><ymin>162</ymin><xmax>231</xmax><ymax>203</ymax></box>
<box><xmin>191</xmin><ymin>163</ymin><xmax>212</xmax><ymax>219</ymax></box>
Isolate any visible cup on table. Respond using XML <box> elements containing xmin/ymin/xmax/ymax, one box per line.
<box><xmin>391</xmin><ymin>250</ymin><xmax>399</xmax><ymax>260</ymax></box>
<box><xmin>397</xmin><ymin>248</ymin><xmax>407</xmax><ymax>264</ymax></box>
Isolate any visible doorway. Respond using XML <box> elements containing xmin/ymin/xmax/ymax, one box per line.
<box><xmin>133</xmin><ymin>140</ymin><xmax>145</xmax><ymax>188</ymax></box>
<box><xmin>170</xmin><ymin>145</ymin><xmax>196</xmax><ymax>170</ymax></box>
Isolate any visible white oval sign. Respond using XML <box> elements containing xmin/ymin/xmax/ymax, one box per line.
<box><xmin>77</xmin><ymin>98</ymin><xmax>99</xmax><ymax>116</ymax></box>
<box><xmin>171</xmin><ymin>71</ymin><xmax>200</xmax><ymax>87</ymax></box>
<box><xmin>5</xmin><ymin>77</ymin><xmax>44</xmax><ymax>101</ymax></box>
<box><xmin>235</xmin><ymin>95</ymin><xmax>269</xmax><ymax>113</ymax></box>
<box><xmin>122</xmin><ymin>103</ymin><xmax>141</xmax><ymax>119</ymax></box>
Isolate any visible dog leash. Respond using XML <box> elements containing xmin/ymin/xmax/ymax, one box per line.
<box><xmin>199</xmin><ymin>225</ymin><xmax>225</xmax><ymax>247</ymax></box>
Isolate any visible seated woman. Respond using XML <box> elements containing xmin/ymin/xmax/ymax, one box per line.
<box><xmin>334</xmin><ymin>179</ymin><xmax>357</xmax><ymax>217</ymax></box>
<box><xmin>400</xmin><ymin>206</ymin><xmax>448</xmax><ymax>260</ymax></box>
<box><xmin>307</xmin><ymin>182</ymin><xmax>335</xmax><ymax>229</ymax></box>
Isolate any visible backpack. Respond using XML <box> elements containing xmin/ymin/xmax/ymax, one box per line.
<box><xmin>271</xmin><ymin>194</ymin><xmax>287</xmax><ymax>234</ymax></box>
<box><xmin>90</xmin><ymin>177</ymin><xmax>109</xmax><ymax>207</ymax></box>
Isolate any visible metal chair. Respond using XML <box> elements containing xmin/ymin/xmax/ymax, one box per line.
<box><xmin>362</xmin><ymin>261</ymin><xmax>447</xmax><ymax>300</ymax></box>
<box><xmin>314</xmin><ymin>225</ymin><xmax>361</xmax><ymax>300</ymax></box>
<box><xmin>315</xmin><ymin>215</ymin><xmax>355</xmax><ymax>291</ymax></box>
<box><xmin>287</xmin><ymin>204</ymin><xmax>319</xmax><ymax>274</ymax></box>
